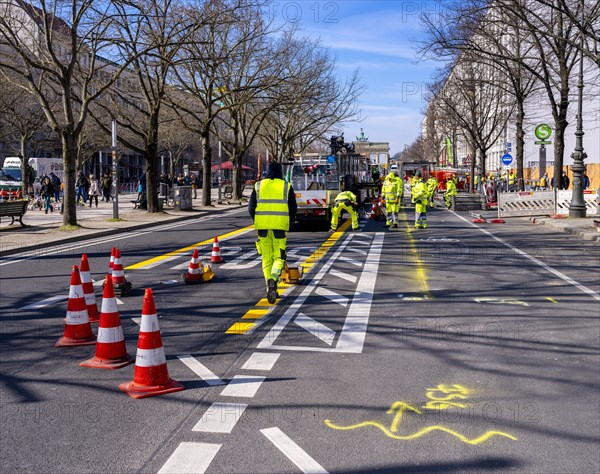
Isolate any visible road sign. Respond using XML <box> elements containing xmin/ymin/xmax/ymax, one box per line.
<box><xmin>501</xmin><ymin>153</ymin><xmax>513</xmax><ymax>165</ymax></box>
<box><xmin>535</xmin><ymin>124</ymin><xmax>552</xmax><ymax>140</ymax></box>
<box><xmin>535</xmin><ymin>140</ymin><xmax>552</xmax><ymax>145</ymax></box>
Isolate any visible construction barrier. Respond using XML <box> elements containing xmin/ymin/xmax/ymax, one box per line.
<box><xmin>498</xmin><ymin>191</ymin><xmax>555</xmax><ymax>217</ymax></box>
<box><xmin>555</xmin><ymin>190</ymin><xmax>599</xmax><ymax>216</ymax></box>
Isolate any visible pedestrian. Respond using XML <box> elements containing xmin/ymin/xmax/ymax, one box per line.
<box><xmin>560</xmin><ymin>171</ymin><xmax>570</xmax><ymax>190</ymax></box>
<box><xmin>540</xmin><ymin>173</ymin><xmax>548</xmax><ymax>190</ymax></box>
<box><xmin>331</xmin><ymin>186</ymin><xmax>359</xmax><ymax>232</ymax></box>
<box><xmin>88</xmin><ymin>174</ymin><xmax>100</xmax><ymax>207</ymax></box>
<box><xmin>75</xmin><ymin>171</ymin><xmax>89</xmax><ymax>206</ymax></box>
<box><xmin>248</xmin><ymin>161</ymin><xmax>297</xmax><ymax>304</ymax></box>
<box><xmin>49</xmin><ymin>172</ymin><xmax>61</xmax><ymax>202</ymax></box>
<box><xmin>101</xmin><ymin>173</ymin><xmax>112</xmax><ymax>202</ymax></box>
<box><xmin>382</xmin><ymin>173</ymin><xmax>401</xmax><ymax>229</ymax></box>
<box><xmin>191</xmin><ymin>174</ymin><xmax>199</xmax><ymax>198</ymax></box>
<box><xmin>411</xmin><ymin>170</ymin><xmax>428</xmax><ymax>229</ymax></box>
<box><xmin>40</xmin><ymin>175</ymin><xmax>55</xmax><ymax>214</ymax></box>
<box><xmin>444</xmin><ymin>176</ymin><xmax>457</xmax><ymax>210</ymax></box>
<box><xmin>582</xmin><ymin>173</ymin><xmax>590</xmax><ymax>190</ymax></box>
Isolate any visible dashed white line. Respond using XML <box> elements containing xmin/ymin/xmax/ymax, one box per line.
<box><xmin>346</xmin><ymin>247</ymin><xmax>367</xmax><ymax>255</ymax></box>
<box><xmin>294</xmin><ymin>313</ymin><xmax>336</xmax><ymax>345</ymax></box>
<box><xmin>220</xmin><ymin>375</ymin><xmax>266</xmax><ymax>398</ymax></box>
<box><xmin>177</xmin><ymin>355</ymin><xmax>225</xmax><ymax>386</ymax></box>
<box><xmin>157</xmin><ymin>442</ymin><xmax>222</xmax><ymax>474</ymax></box>
<box><xmin>21</xmin><ymin>295</ymin><xmax>67</xmax><ymax>310</ymax></box>
<box><xmin>242</xmin><ymin>352</ymin><xmax>281</xmax><ymax>371</ymax></box>
<box><xmin>328</xmin><ymin>269</ymin><xmax>357</xmax><ymax>283</ymax></box>
<box><xmin>192</xmin><ymin>402</ymin><xmax>247</xmax><ymax>433</ymax></box>
<box><xmin>261</xmin><ymin>427</ymin><xmax>329</xmax><ymax>474</ymax></box>
<box><xmin>338</xmin><ymin>255</ymin><xmax>363</xmax><ymax>267</ymax></box>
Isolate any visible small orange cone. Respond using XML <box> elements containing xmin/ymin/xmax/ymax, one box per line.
<box><xmin>211</xmin><ymin>236</ymin><xmax>223</xmax><ymax>264</ymax></box>
<box><xmin>182</xmin><ymin>249</ymin><xmax>202</xmax><ymax>284</ymax></box>
<box><xmin>55</xmin><ymin>266</ymin><xmax>96</xmax><ymax>347</ymax></box>
<box><xmin>120</xmin><ymin>289</ymin><xmax>184</xmax><ymax>399</ymax></box>
<box><xmin>80</xmin><ymin>254</ymin><xmax>99</xmax><ymax>323</ymax></box>
<box><xmin>111</xmin><ymin>248</ymin><xmax>132</xmax><ymax>296</ymax></box>
<box><xmin>81</xmin><ymin>275</ymin><xmax>133</xmax><ymax>369</ymax></box>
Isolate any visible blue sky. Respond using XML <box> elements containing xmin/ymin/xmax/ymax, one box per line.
<box><xmin>270</xmin><ymin>1</ymin><xmax>440</xmax><ymax>155</ymax></box>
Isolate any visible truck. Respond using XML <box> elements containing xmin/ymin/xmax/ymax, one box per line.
<box><xmin>0</xmin><ymin>157</ymin><xmax>25</xmax><ymax>199</ymax></box>
<box><xmin>282</xmin><ymin>151</ymin><xmax>370</xmax><ymax>226</ymax></box>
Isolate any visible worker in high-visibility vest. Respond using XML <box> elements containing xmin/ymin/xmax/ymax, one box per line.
<box><xmin>382</xmin><ymin>173</ymin><xmax>401</xmax><ymax>228</ymax></box>
<box><xmin>426</xmin><ymin>176</ymin><xmax>438</xmax><ymax>208</ymax></box>
<box><xmin>331</xmin><ymin>189</ymin><xmax>359</xmax><ymax>231</ymax></box>
<box><xmin>411</xmin><ymin>171</ymin><xmax>428</xmax><ymax>229</ymax></box>
<box><xmin>249</xmin><ymin>161</ymin><xmax>297</xmax><ymax>303</ymax></box>
<box><xmin>508</xmin><ymin>170</ymin><xmax>516</xmax><ymax>186</ymax></box>
<box><xmin>444</xmin><ymin>177</ymin><xmax>457</xmax><ymax>209</ymax></box>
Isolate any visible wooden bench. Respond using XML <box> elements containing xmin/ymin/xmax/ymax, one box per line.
<box><xmin>0</xmin><ymin>200</ymin><xmax>28</xmax><ymax>226</ymax></box>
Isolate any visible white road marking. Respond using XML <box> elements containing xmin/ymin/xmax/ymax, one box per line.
<box><xmin>475</xmin><ymin>297</ymin><xmax>529</xmax><ymax>306</ymax></box>
<box><xmin>261</xmin><ymin>427</ymin><xmax>329</xmax><ymax>474</ymax></box>
<box><xmin>157</xmin><ymin>442</ymin><xmax>222</xmax><ymax>474</ymax></box>
<box><xmin>294</xmin><ymin>313</ymin><xmax>336</xmax><ymax>345</ymax></box>
<box><xmin>453</xmin><ymin>211</ymin><xmax>600</xmax><ymax>301</ymax></box>
<box><xmin>242</xmin><ymin>352</ymin><xmax>281</xmax><ymax>371</ymax></box>
<box><xmin>115</xmin><ymin>298</ymin><xmax>124</xmax><ymax>305</ymax></box>
<box><xmin>131</xmin><ymin>317</ymin><xmax>141</xmax><ymax>325</ymax></box>
<box><xmin>192</xmin><ymin>402</ymin><xmax>247</xmax><ymax>433</ymax></box>
<box><xmin>177</xmin><ymin>355</ymin><xmax>225</xmax><ymax>386</ymax></box>
<box><xmin>220</xmin><ymin>375</ymin><xmax>266</xmax><ymax>398</ymax></box>
<box><xmin>351</xmin><ymin>233</ymin><xmax>372</xmax><ymax>242</ymax></box>
<box><xmin>314</xmin><ymin>287</ymin><xmax>349</xmax><ymax>307</ymax></box>
<box><xmin>92</xmin><ymin>279</ymin><xmax>104</xmax><ymax>287</ymax></box>
<box><xmin>21</xmin><ymin>295</ymin><xmax>67</xmax><ymax>310</ymax></box>
<box><xmin>335</xmin><ymin>232</ymin><xmax>384</xmax><ymax>353</ymax></box>
<box><xmin>346</xmin><ymin>247</ymin><xmax>367</xmax><ymax>256</ymax></box>
<box><xmin>220</xmin><ymin>250</ymin><xmax>257</xmax><ymax>269</ymax></box>
<box><xmin>328</xmin><ymin>269</ymin><xmax>357</xmax><ymax>283</ymax></box>
<box><xmin>337</xmin><ymin>256</ymin><xmax>362</xmax><ymax>267</ymax></box>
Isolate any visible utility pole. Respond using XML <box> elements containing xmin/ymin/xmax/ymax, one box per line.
<box><xmin>111</xmin><ymin>119</ymin><xmax>119</xmax><ymax>219</ymax></box>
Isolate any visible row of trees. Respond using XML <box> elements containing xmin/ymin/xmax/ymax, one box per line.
<box><xmin>416</xmin><ymin>0</ymin><xmax>599</xmax><ymax>191</ymax></box>
<box><xmin>0</xmin><ymin>0</ymin><xmax>362</xmax><ymax>224</ymax></box>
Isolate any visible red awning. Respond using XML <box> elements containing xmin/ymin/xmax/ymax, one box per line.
<box><xmin>210</xmin><ymin>161</ymin><xmax>253</xmax><ymax>171</ymax></box>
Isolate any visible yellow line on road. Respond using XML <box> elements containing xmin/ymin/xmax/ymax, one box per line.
<box><xmin>400</xmin><ymin>209</ymin><xmax>431</xmax><ymax>298</ymax></box>
<box><xmin>125</xmin><ymin>225</ymin><xmax>254</xmax><ymax>269</ymax></box>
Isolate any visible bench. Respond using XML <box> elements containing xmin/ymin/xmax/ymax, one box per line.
<box><xmin>223</xmin><ymin>185</ymin><xmax>233</xmax><ymax>199</ymax></box>
<box><xmin>131</xmin><ymin>193</ymin><xmax>147</xmax><ymax>209</ymax></box>
<box><xmin>0</xmin><ymin>200</ymin><xmax>28</xmax><ymax>226</ymax></box>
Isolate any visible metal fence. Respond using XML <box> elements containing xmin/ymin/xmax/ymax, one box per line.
<box><xmin>498</xmin><ymin>189</ymin><xmax>599</xmax><ymax>217</ymax></box>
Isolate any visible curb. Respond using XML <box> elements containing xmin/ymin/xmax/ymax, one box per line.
<box><xmin>528</xmin><ymin>216</ymin><xmax>600</xmax><ymax>242</ymax></box>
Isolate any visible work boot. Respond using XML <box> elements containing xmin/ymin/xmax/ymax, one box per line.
<box><xmin>383</xmin><ymin>222</ymin><xmax>390</xmax><ymax>228</ymax></box>
<box><xmin>267</xmin><ymin>279</ymin><xmax>278</xmax><ymax>304</ymax></box>
<box><xmin>392</xmin><ymin>223</ymin><xmax>398</xmax><ymax>229</ymax></box>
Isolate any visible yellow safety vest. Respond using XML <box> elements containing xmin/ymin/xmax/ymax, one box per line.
<box><xmin>334</xmin><ymin>191</ymin><xmax>357</xmax><ymax>204</ymax></box>
<box><xmin>382</xmin><ymin>179</ymin><xmax>398</xmax><ymax>201</ymax></box>
<box><xmin>254</xmin><ymin>178</ymin><xmax>290</xmax><ymax>231</ymax></box>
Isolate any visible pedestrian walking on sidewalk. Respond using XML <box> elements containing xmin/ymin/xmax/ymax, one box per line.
<box><xmin>76</xmin><ymin>171</ymin><xmax>89</xmax><ymax>206</ymax></box>
<box><xmin>88</xmin><ymin>175</ymin><xmax>100</xmax><ymax>207</ymax></box>
<box><xmin>101</xmin><ymin>173</ymin><xmax>112</xmax><ymax>202</ymax></box>
<box><xmin>40</xmin><ymin>175</ymin><xmax>55</xmax><ymax>214</ymax></box>
<box><xmin>248</xmin><ymin>161</ymin><xmax>297</xmax><ymax>304</ymax></box>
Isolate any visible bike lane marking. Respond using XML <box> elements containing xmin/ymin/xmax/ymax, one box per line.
<box><xmin>156</xmin><ymin>442</ymin><xmax>222</xmax><ymax>474</ymax></box>
<box><xmin>260</xmin><ymin>427</ymin><xmax>329</xmax><ymax>474</ymax></box>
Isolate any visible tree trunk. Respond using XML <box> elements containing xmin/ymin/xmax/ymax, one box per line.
<box><xmin>146</xmin><ymin>114</ymin><xmax>159</xmax><ymax>213</ymax></box>
<box><xmin>469</xmin><ymin>141</ymin><xmax>476</xmax><ymax>193</ymax></box>
<box><xmin>62</xmin><ymin>132</ymin><xmax>78</xmax><ymax>226</ymax></box>
<box><xmin>553</xmin><ymin>108</ymin><xmax>568</xmax><ymax>189</ymax></box>
<box><xmin>515</xmin><ymin>100</ymin><xmax>526</xmax><ymax>191</ymax></box>
<box><xmin>20</xmin><ymin>137</ymin><xmax>28</xmax><ymax>198</ymax></box>
<box><xmin>201</xmin><ymin>126</ymin><xmax>212</xmax><ymax>206</ymax></box>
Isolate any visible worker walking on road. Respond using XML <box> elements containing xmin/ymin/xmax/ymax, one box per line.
<box><xmin>426</xmin><ymin>176</ymin><xmax>438</xmax><ymax>208</ymax></box>
<box><xmin>249</xmin><ymin>161</ymin><xmax>297</xmax><ymax>304</ymax></box>
<box><xmin>331</xmin><ymin>188</ymin><xmax>359</xmax><ymax>232</ymax></box>
<box><xmin>382</xmin><ymin>173</ymin><xmax>401</xmax><ymax>229</ymax></box>
<box><xmin>411</xmin><ymin>171</ymin><xmax>428</xmax><ymax>229</ymax></box>
<box><xmin>444</xmin><ymin>177</ymin><xmax>457</xmax><ymax>209</ymax></box>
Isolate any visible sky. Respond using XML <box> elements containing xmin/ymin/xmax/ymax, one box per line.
<box><xmin>269</xmin><ymin>0</ymin><xmax>440</xmax><ymax>156</ymax></box>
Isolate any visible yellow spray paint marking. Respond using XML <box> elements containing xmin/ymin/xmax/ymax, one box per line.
<box><xmin>545</xmin><ymin>297</ymin><xmax>558</xmax><ymax>303</ymax></box>
<box><xmin>474</xmin><ymin>297</ymin><xmax>529</xmax><ymax>306</ymax></box>
<box><xmin>225</xmin><ymin>322</ymin><xmax>256</xmax><ymax>334</ymax></box>
<box><xmin>399</xmin><ymin>209</ymin><xmax>431</xmax><ymax>299</ymax></box>
<box><xmin>325</xmin><ymin>384</ymin><xmax>517</xmax><ymax>445</ymax></box>
<box><xmin>125</xmin><ymin>225</ymin><xmax>254</xmax><ymax>270</ymax></box>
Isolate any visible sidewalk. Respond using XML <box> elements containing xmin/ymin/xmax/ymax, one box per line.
<box><xmin>0</xmin><ymin>191</ymin><xmax>247</xmax><ymax>257</ymax></box>
<box><xmin>527</xmin><ymin>215</ymin><xmax>600</xmax><ymax>242</ymax></box>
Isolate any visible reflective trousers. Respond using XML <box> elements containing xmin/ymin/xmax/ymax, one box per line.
<box><xmin>415</xmin><ymin>200</ymin><xmax>428</xmax><ymax>228</ymax></box>
<box><xmin>331</xmin><ymin>202</ymin><xmax>359</xmax><ymax>230</ymax></box>
<box><xmin>385</xmin><ymin>201</ymin><xmax>399</xmax><ymax>224</ymax></box>
<box><xmin>256</xmin><ymin>230</ymin><xmax>287</xmax><ymax>286</ymax></box>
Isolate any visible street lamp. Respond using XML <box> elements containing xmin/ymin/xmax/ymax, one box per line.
<box><xmin>569</xmin><ymin>2</ymin><xmax>587</xmax><ymax>218</ymax></box>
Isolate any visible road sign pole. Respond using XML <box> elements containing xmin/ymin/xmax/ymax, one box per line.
<box><xmin>111</xmin><ymin>120</ymin><xmax>119</xmax><ymax>219</ymax></box>
<box><xmin>539</xmin><ymin>144</ymin><xmax>546</xmax><ymax>178</ymax></box>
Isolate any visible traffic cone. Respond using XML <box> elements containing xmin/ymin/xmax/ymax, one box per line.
<box><xmin>108</xmin><ymin>247</ymin><xmax>116</xmax><ymax>277</ymax></box>
<box><xmin>119</xmin><ymin>288</ymin><xmax>185</xmax><ymax>399</ymax></box>
<box><xmin>369</xmin><ymin>201</ymin><xmax>376</xmax><ymax>219</ymax></box>
<box><xmin>80</xmin><ymin>275</ymin><xmax>133</xmax><ymax>369</ymax></box>
<box><xmin>211</xmin><ymin>236</ymin><xmax>223</xmax><ymax>264</ymax></box>
<box><xmin>111</xmin><ymin>248</ymin><xmax>132</xmax><ymax>296</ymax></box>
<box><xmin>80</xmin><ymin>254</ymin><xmax>99</xmax><ymax>323</ymax></box>
<box><xmin>182</xmin><ymin>249</ymin><xmax>202</xmax><ymax>284</ymax></box>
<box><xmin>55</xmin><ymin>266</ymin><xmax>96</xmax><ymax>347</ymax></box>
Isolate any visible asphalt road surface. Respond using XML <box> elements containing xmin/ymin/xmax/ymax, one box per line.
<box><xmin>1</xmin><ymin>202</ymin><xmax>599</xmax><ymax>474</ymax></box>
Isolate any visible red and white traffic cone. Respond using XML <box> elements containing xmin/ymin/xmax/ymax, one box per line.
<box><xmin>80</xmin><ymin>254</ymin><xmax>99</xmax><ymax>323</ymax></box>
<box><xmin>369</xmin><ymin>201</ymin><xmax>376</xmax><ymax>220</ymax></box>
<box><xmin>80</xmin><ymin>275</ymin><xmax>133</xmax><ymax>369</ymax></box>
<box><xmin>119</xmin><ymin>288</ymin><xmax>185</xmax><ymax>399</ymax></box>
<box><xmin>182</xmin><ymin>249</ymin><xmax>202</xmax><ymax>284</ymax></box>
<box><xmin>211</xmin><ymin>236</ymin><xmax>223</xmax><ymax>264</ymax></box>
<box><xmin>111</xmin><ymin>248</ymin><xmax>132</xmax><ymax>296</ymax></box>
<box><xmin>55</xmin><ymin>266</ymin><xmax>96</xmax><ymax>347</ymax></box>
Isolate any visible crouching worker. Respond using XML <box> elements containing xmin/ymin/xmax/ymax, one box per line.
<box><xmin>249</xmin><ymin>161</ymin><xmax>297</xmax><ymax>304</ymax></box>
<box><xmin>331</xmin><ymin>189</ymin><xmax>359</xmax><ymax>231</ymax></box>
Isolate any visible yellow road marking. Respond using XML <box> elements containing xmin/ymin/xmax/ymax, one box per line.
<box><xmin>225</xmin><ymin>322</ymin><xmax>256</xmax><ymax>334</ymax></box>
<box><xmin>400</xmin><ymin>209</ymin><xmax>431</xmax><ymax>298</ymax></box>
<box><xmin>545</xmin><ymin>297</ymin><xmax>558</xmax><ymax>303</ymax></box>
<box><xmin>241</xmin><ymin>309</ymin><xmax>269</xmax><ymax>319</ymax></box>
<box><xmin>125</xmin><ymin>225</ymin><xmax>254</xmax><ymax>269</ymax></box>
